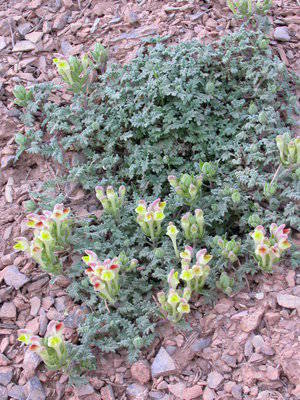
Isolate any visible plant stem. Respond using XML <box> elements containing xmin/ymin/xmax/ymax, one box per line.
<box><xmin>270</xmin><ymin>164</ymin><xmax>281</xmax><ymax>185</ymax></box>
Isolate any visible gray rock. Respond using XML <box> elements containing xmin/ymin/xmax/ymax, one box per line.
<box><xmin>23</xmin><ymin>350</ymin><xmax>41</xmax><ymax>379</ymax></box>
<box><xmin>191</xmin><ymin>337</ymin><xmax>212</xmax><ymax>352</ymax></box>
<box><xmin>39</xmin><ymin>309</ymin><xmax>48</xmax><ymax>336</ymax></box>
<box><xmin>207</xmin><ymin>371</ymin><xmax>224</xmax><ymax>389</ymax></box>
<box><xmin>17</xmin><ymin>23</ymin><xmax>32</xmax><ymax>36</ymax></box>
<box><xmin>3</xmin><ymin>266</ymin><xmax>29</xmax><ymax>290</ymax></box>
<box><xmin>75</xmin><ymin>384</ymin><xmax>94</xmax><ymax>397</ymax></box>
<box><xmin>0</xmin><ymin>385</ymin><xmax>8</xmax><ymax>400</ymax></box>
<box><xmin>231</xmin><ymin>384</ymin><xmax>242</xmax><ymax>399</ymax></box>
<box><xmin>30</xmin><ymin>297</ymin><xmax>41</xmax><ymax>316</ymax></box>
<box><xmin>1</xmin><ymin>155</ymin><xmax>15</xmax><ymax>169</ymax></box>
<box><xmin>277</xmin><ymin>293</ymin><xmax>300</xmax><ymax>309</ymax></box>
<box><xmin>8</xmin><ymin>385</ymin><xmax>26</xmax><ymax>400</ymax></box>
<box><xmin>165</xmin><ymin>345</ymin><xmax>177</xmax><ymax>356</ymax></box>
<box><xmin>149</xmin><ymin>391</ymin><xmax>164</xmax><ymax>399</ymax></box>
<box><xmin>126</xmin><ymin>383</ymin><xmax>149</xmax><ymax>400</ymax></box>
<box><xmin>0</xmin><ymin>302</ymin><xmax>16</xmax><ymax>319</ymax></box>
<box><xmin>274</xmin><ymin>26</ymin><xmax>290</xmax><ymax>42</ymax></box>
<box><xmin>151</xmin><ymin>347</ymin><xmax>178</xmax><ymax>378</ymax></box>
<box><xmin>12</xmin><ymin>41</ymin><xmax>36</xmax><ymax>52</ymax></box>
<box><xmin>221</xmin><ymin>354</ymin><xmax>237</xmax><ymax>368</ymax></box>
<box><xmin>25</xmin><ymin>376</ymin><xmax>45</xmax><ymax>400</ymax></box>
<box><xmin>0</xmin><ymin>367</ymin><xmax>13</xmax><ymax>386</ymax></box>
<box><xmin>0</xmin><ymin>37</ymin><xmax>6</xmax><ymax>51</ymax></box>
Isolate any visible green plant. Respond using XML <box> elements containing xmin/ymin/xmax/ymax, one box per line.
<box><xmin>91</xmin><ymin>42</ymin><xmax>108</xmax><ymax>69</ymax></box>
<box><xmin>18</xmin><ymin>322</ymin><xmax>69</xmax><ymax>370</ymax></box>
<box><xmin>276</xmin><ymin>134</ymin><xmax>300</xmax><ymax>167</ymax></box>
<box><xmin>214</xmin><ymin>236</ymin><xmax>241</xmax><ymax>263</ymax></box>
<box><xmin>13</xmin><ymin>29</ymin><xmax>299</xmax><ymax>360</ymax></box>
<box><xmin>216</xmin><ymin>271</ymin><xmax>235</xmax><ymax>295</ymax></box>
<box><xmin>181</xmin><ymin>209</ymin><xmax>205</xmax><ymax>243</ymax></box>
<box><xmin>14</xmin><ymin>204</ymin><xmax>71</xmax><ymax>275</ymax></box>
<box><xmin>168</xmin><ymin>173</ymin><xmax>203</xmax><ymax>205</ymax></box>
<box><xmin>95</xmin><ymin>185</ymin><xmax>126</xmax><ymax>221</ymax></box>
<box><xmin>166</xmin><ymin>222</ymin><xmax>179</xmax><ymax>258</ymax></box>
<box><xmin>13</xmin><ymin>85</ymin><xmax>33</xmax><ymax>107</ymax></box>
<box><xmin>227</xmin><ymin>0</ymin><xmax>272</xmax><ymax>19</ymax></box>
<box><xmin>135</xmin><ymin>198</ymin><xmax>166</xmax><ymax>242</ymax></box>
<box><xmin>157</xmin><ymin>269</ymin><xmax>191</xmax><ymax>323</ymax></box>
<box><xmin>250</xmin><ymin>224</ymin><xmax>291</xmax><ymax>272</ymax></box>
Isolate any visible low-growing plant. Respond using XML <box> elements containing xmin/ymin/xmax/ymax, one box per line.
<box><xmin>227</xmin><ymin>0</ymin><xmax>272</xmax><ymax>19</ymax></box>
<box><xmin>135</xmin><ymin>198</ymin><xmax>166</xmax><ymax>242</ymax></box>
<box><xmin>95</xmin><ymin>185</ymin><xmax>126</xmax><ymax>221</ymax></box>
<box><xmin>18</xmin><ymin>322</ymin><xmax>69</xmax><ymax>370</ymax></box>
<box><xmin>181</xmin><ymin>209</ymin><xmax>205</xmax><ymax>244</ymax></box>
<box><xmin>157</xmin><ymin>269</ymin><xmax>191</xmax><ymax>323</ymax></box>
<box><xmin>214</xmin><ymin>236</ymin><xmax>241</xmax><ymax>263</ymax></box>
<box><xmin>14</xmin><ymin>204</ymin><xmax>71</xmax><ymax>275</ymax></box>
<box><xmin>166</xmin><ymin>222</ymin><xmax>180</xmax><ymax>258</ymax></box>
<box><xmin>276</xmin><ymin>134</ymin><xmax>299</xmax><ymax>167</ymax></box>
<box><xmin>168</xmin><ymin>173</ymin><xmax>203</xmax><ymax>205</ymax></box>
<box><xmin>216</xmin><ymin>271</ymin><xmax>235</xmax><ymax>295</ymax></box>
<box><xmin>250</xmin><ymin>224</ymin><xmax>291</xmax><ymax>272</ymax></box>
<box><xmin>13</xmin><ymin>85</ymin><xmax>33</xmax><ymax>107</ymax></box>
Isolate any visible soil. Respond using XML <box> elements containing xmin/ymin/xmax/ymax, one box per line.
<box><xmin>0</xmin><ymin>1</ymin><xmax>299</xmax><ymax>399</ymax></box>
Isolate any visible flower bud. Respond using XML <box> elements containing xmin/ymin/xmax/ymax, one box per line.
<box><xmin>231</xmin><ymin>190</ymin><xmax>241</xmax><ymax>204</ymax></box>
<box><xmin>188</xmin><ymin>183</ymin><xmax>197</xmax><ymax>199</ymax></box>
<box><xmin>168</xmin><ymin>175</ymin><xmax>177</xmax><ymax>188</ymax></box>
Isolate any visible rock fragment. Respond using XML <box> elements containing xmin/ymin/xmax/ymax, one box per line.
<box><xmin>131</xmin><ymin>360</ymin><xmax>151</xmax><ymax>384</ymax></box>
<box><xmin>274</xmin><ymin>26</ymin><xmax>290</xmax><ymax>42</ymax></box>
<box><xmin>12</xmin><ymin>41</ymin><xmax>36</xmax><ymax>52</ymax></box>
<box><xmin>277</xmin><ymin>293</ymin><xmax>300</xmax><ymax>309</ymax></box>
<box><xmin>207</xmin><ymin>371</ymin><xmax>224</xmax><ymax>389</ymax></box>
<box><xmin>151</xmin><ymin>347</ymin><xmax>178</xmax><ymax>378</ymax></box>
<box><xmin>3</xmin><ymin>266</ymin><xmax>29</xmax><ymax>290</ymax></box>
<box><xmin>126</xmin><ymin>383</ymin><xmax>149</xmax><ymax>400</ymax></box>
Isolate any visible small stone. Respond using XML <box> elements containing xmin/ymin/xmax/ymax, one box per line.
<box><xmin>100</xmin><ymin>385</ymin><xmax>115</xmax><ymax>400</ymax></box>
<box><xmin>3</xmin><ymin>266</ymin><xmax>29</xmax><ymax>289</ymax></box>
<box><xmin>0</xmin><ymin>354</ymin><xmax>10</xmax><ymax>366</ymax></box>
<box><xmin>23</xmin><ymin>350</ymin><xmax>41</xmax><ymax>379</ymax></box>
<box><xmin>0</xmin><ymin>367</ymin><xmax>13</xmax><ymax>386</ymax></box>
<box><xmin>221</xmin><ymin>354</ymin><xmax>237</xmax><ymax>368</ymax></box>
<box><xmin>252</xmin><ymin>335</ymin><xmax>265</xmax><ymax>353</ymax></box>
<box><xmin>25</xmin><ymin>376</ymin><xmax>45</xmax><ymax>400</ymax></box>
<box><xmin>264</xmin><ymin>311</ymin><xmax>280</xmax><ymax>325</ymax></box>
<box><xmin>191</xmin><ymin>337</ymin><xmax>212</xmax><ymax>352</ymax></box>
<box><xmin>53</xmin><ymin>14</ymin><xmax>68</xmax><ymax>31</ymax></box>
<box><xmin>205</xmin><ymin>18</ymin><xmax>217</xmax><ymax>28</ymax></box>
<box><xmin>1</xmin><ymin>154</ymin><xmax>15</xmax><ymax>169</ymax></box>
<box><xmin>0</xmin><ymin>302</ymin><xmax>16</xmax><ymax>319</ymax></box>
<box><xmin>168</xmin><ymin>382</ymin><xmax>186</xmax><ymax>398</ymax></box>
<box><xmin>274</xmin><ymin>26</ymin><xmax>290</xmax><ymax>42</ymax></box>
<box><xmin>30</xmin><ymin>297</ymin><xmax>41</xmax><ymax>316</ymax></box>
<box><xmin>17</xmin><ymin>23</ymin><xmax>32</xmax><ymax>36</ymax></box>
<box><xmin>126</xmin><ymin>383</ymin><xmax>149</xmax><ymax>400</ymax></box>
<box><xmin>60</xmin><ymin>40</ymin><xmax>74</xmax><ymax>56</ymax></box>
<box><xmin>93</xmin><ymin>1</ymin><xmax>114</xmax><ymax>16</ymax></box>
<box><xmin>266</xmin><ymin>366</ymin><xmax>279</xmax><ymax>381</ymax></box>
<box><xmin>26</xmin><ymin>317</ymin><xmax>40</xmax><ymax>334</ymax></box>
<box><xmin>151</xmin><ymin>347</ymin><xmax>178</xmax><ymax>378</ymax></box>
<box><xmin>184</xmin><ymin>385</ymin><xmax>203</xmax><ymax>400</ymax></box>
<box><xmin>231</xmin><ymin>384</ymin><xmax>242</xmax><ymax>399</ymax></box>
<box><xmin>240</xmin><ymin>308</ymin><xmax>264</xmax><ymax>332</ymax></box>
<box><xmin>25</xmin><ymin>32</ymin><xmax>43</xmax><ymax>44</ymax></box>
<box><xmin>12</xmin><ymin>41</ymin><xmax>36</xmax><ymax>52</ymax></box>
<box><xmin>277</xmin><ymin>293</ymin><xmax>300</xmax><ymax>309</ymax></box>
<box><xmin>131</xmin><ymin>360</ymin><xmax>151</xmax><ymax>384</ymax></box>
<box><xmin>8</xmin><ymin>385</ymin><xmax>26</xmax><ymax>400</ymax></box>
<box><xmin>0</xmin><ymin>386</ymin><xmax>8</xmax><ymax>400</ymax></box>
<box><xmin>286</xmin><ymin>270</ymin><xmax>295</xmax><ymax>287</ymax></box>
<box><xmin>203</xmin><ymin>387</ymin><xmax>215</xmax><ymax>400</ymax></box>
<box><xmin>0</xmin><ymin>37</ymin><xmax>6</xmax><ymax>51</ymax></box>
<box><xmin>149</xmin><ymin>391</ymin><xmax>164</xmax><ymax>399</ymax></box>
<box><xmin>75</xmin><ymin>384</ymin><xmax>94</xmax><ymax>397</ymax></box>
<box><xmin>214</xmin><ymin>299</ymin><xmax>233</xmax><ymax>313</ymax></box>
<box><xmin>165</xmin><ymin>345</ymin><xmax>177</xmax><ymax>356</ymax></box>
<box><xmin>207</xmin><ymin>371</ymin><xmax>224</xmax><ymax>389</ymax></box>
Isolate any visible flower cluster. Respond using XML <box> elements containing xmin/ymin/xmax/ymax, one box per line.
<box><xmin>214</xmin><ymin>236</ymin><xmax>241</xmax><ymax>263</ymax></box>
<box><xmin>95</xmin><ymin>185</ymin><xmax>126</xmax><ymax>220</ymax></box>
<box><xmin>157</xmin><ymin>269</ymin><xmax>191</xmax><ymax>323</ymax></box>
<box><xmin>181</xmin><ymin>209</ymin><xmax>204</xmax><ymax>243</ymax></box>
<box><xmin>135</xmin><ymin>198</ymin><xmax>166</xmax><ymax>242</ymax></box>
<box><xmin>250</xmin><ymin>224</ymin><xmax>291</xmax><ymax>272</ymax></box>
<box><xmin>53</xmin><ymin>55</ymin><xmax>90</xmax><ymax>93</ymax></box>
<box><xmin>216</xmin><ymin>272</ymin><xmax>235</xmax><ymax>296</ymax></box>
<box><xmin>276</xmin><ymin>134</ymin><xmax>300</xmax><ymax>167</ymax></box>
<box><xmin>168</xmin><ymin>173</ymin><xmax>203</xmax><ymax>205</ymax></box>
<box><xmin>14</xmin><ymin>204</ymin><xmax>71</xmax><ymax>275</ymax></box>
<box><xmin>82</xmin><ymin>250</ymin><xmax>137</xmax><ymax>304</ymax></box>
<box><xmin>18</xmin><ymin>322</ymin><xmax>69</xmax><ymax>371</ymax></box>
<box><xmin>180</xmin><ymin>246</ymin><xmax>212</xmax><ymax>293</ymax></box>
<box><xmin>90</xmin><ymin>42</ymin><xmax>108</xmax><ymax>69</ymax></box>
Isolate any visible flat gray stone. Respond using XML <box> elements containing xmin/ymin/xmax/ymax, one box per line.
<box><xmin>274</xmin><ymin>26</ymin><xmax>290</xmax><ymax>42</ymax></box>
<box><xmin>3</xmin><ymin>266</ymin><xmax>29</xmax><ymax>290</ymax></box>
<box><xmin>126</xmin><ymin>383</ymin><xmax>149</xmax><ymax>400</ymax></box>
<box><xmin>8</xmin><ymin>385</ymin><xmax>26</xmax><ymax>400</ymax></box>
<box><xmin>0</xmin><ymin>367</ymin><xmax>13</xmax><ymax>386</ymax></box>
<box><xmin>151</xmin><ymin>347</ymin><xmax>178</xmax><ymax>378</ymax></box>
<box><xmin>23</xmin><ymin>350</ymin><xmax>41</xmax><ymax>379</ymax></box>
<box><xmin>277</xmin><ymin>293</ymin><xmax>300</xmax><ymax>309</ymax></box>
<box><xmin>12</xmin><ymin>41</ymin><xmax>36</xmax><ymax>52</ymax></box>
<box><xmin>207</xmin><ymin>371</ymin><xmax>224</xmax><ymax>389</ymax></box>
<box><xmin>25</xmin><ymin>376</ymin><xmax>45</xmax><ymax>400</ymax></box>
<box><xmin>0</xmin><ymin>385</ymin><xmax>8</xmax><ymax>400</ymax></box>
<box><xmin>191</xmin><ymin>337</ymin><xmax>212</xmax><ymax>352</ymax></box>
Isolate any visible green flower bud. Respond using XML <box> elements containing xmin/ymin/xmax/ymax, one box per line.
<box><xmin>258</xmin><ymin>111</ymin><xmax>268</xmax><ymax>124</ymax></box>
<box><xmin>248</xmin><ymin>213</ymin><xmax>261</xmax><ymax>228</ymax></box>
<box><xmin>205</xmin><ymin>81</ymin><xmax>215</xmax><ymax>94</ymax></box>
<box><xmin>231</xmin><ymin>191</ymin><xmax>241</xmax><ymax>204</ymax></box>
<box><xmin>248</xmin><ymin>102</ymin><xmax>258</xmax><ymax>115</ymax></box>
